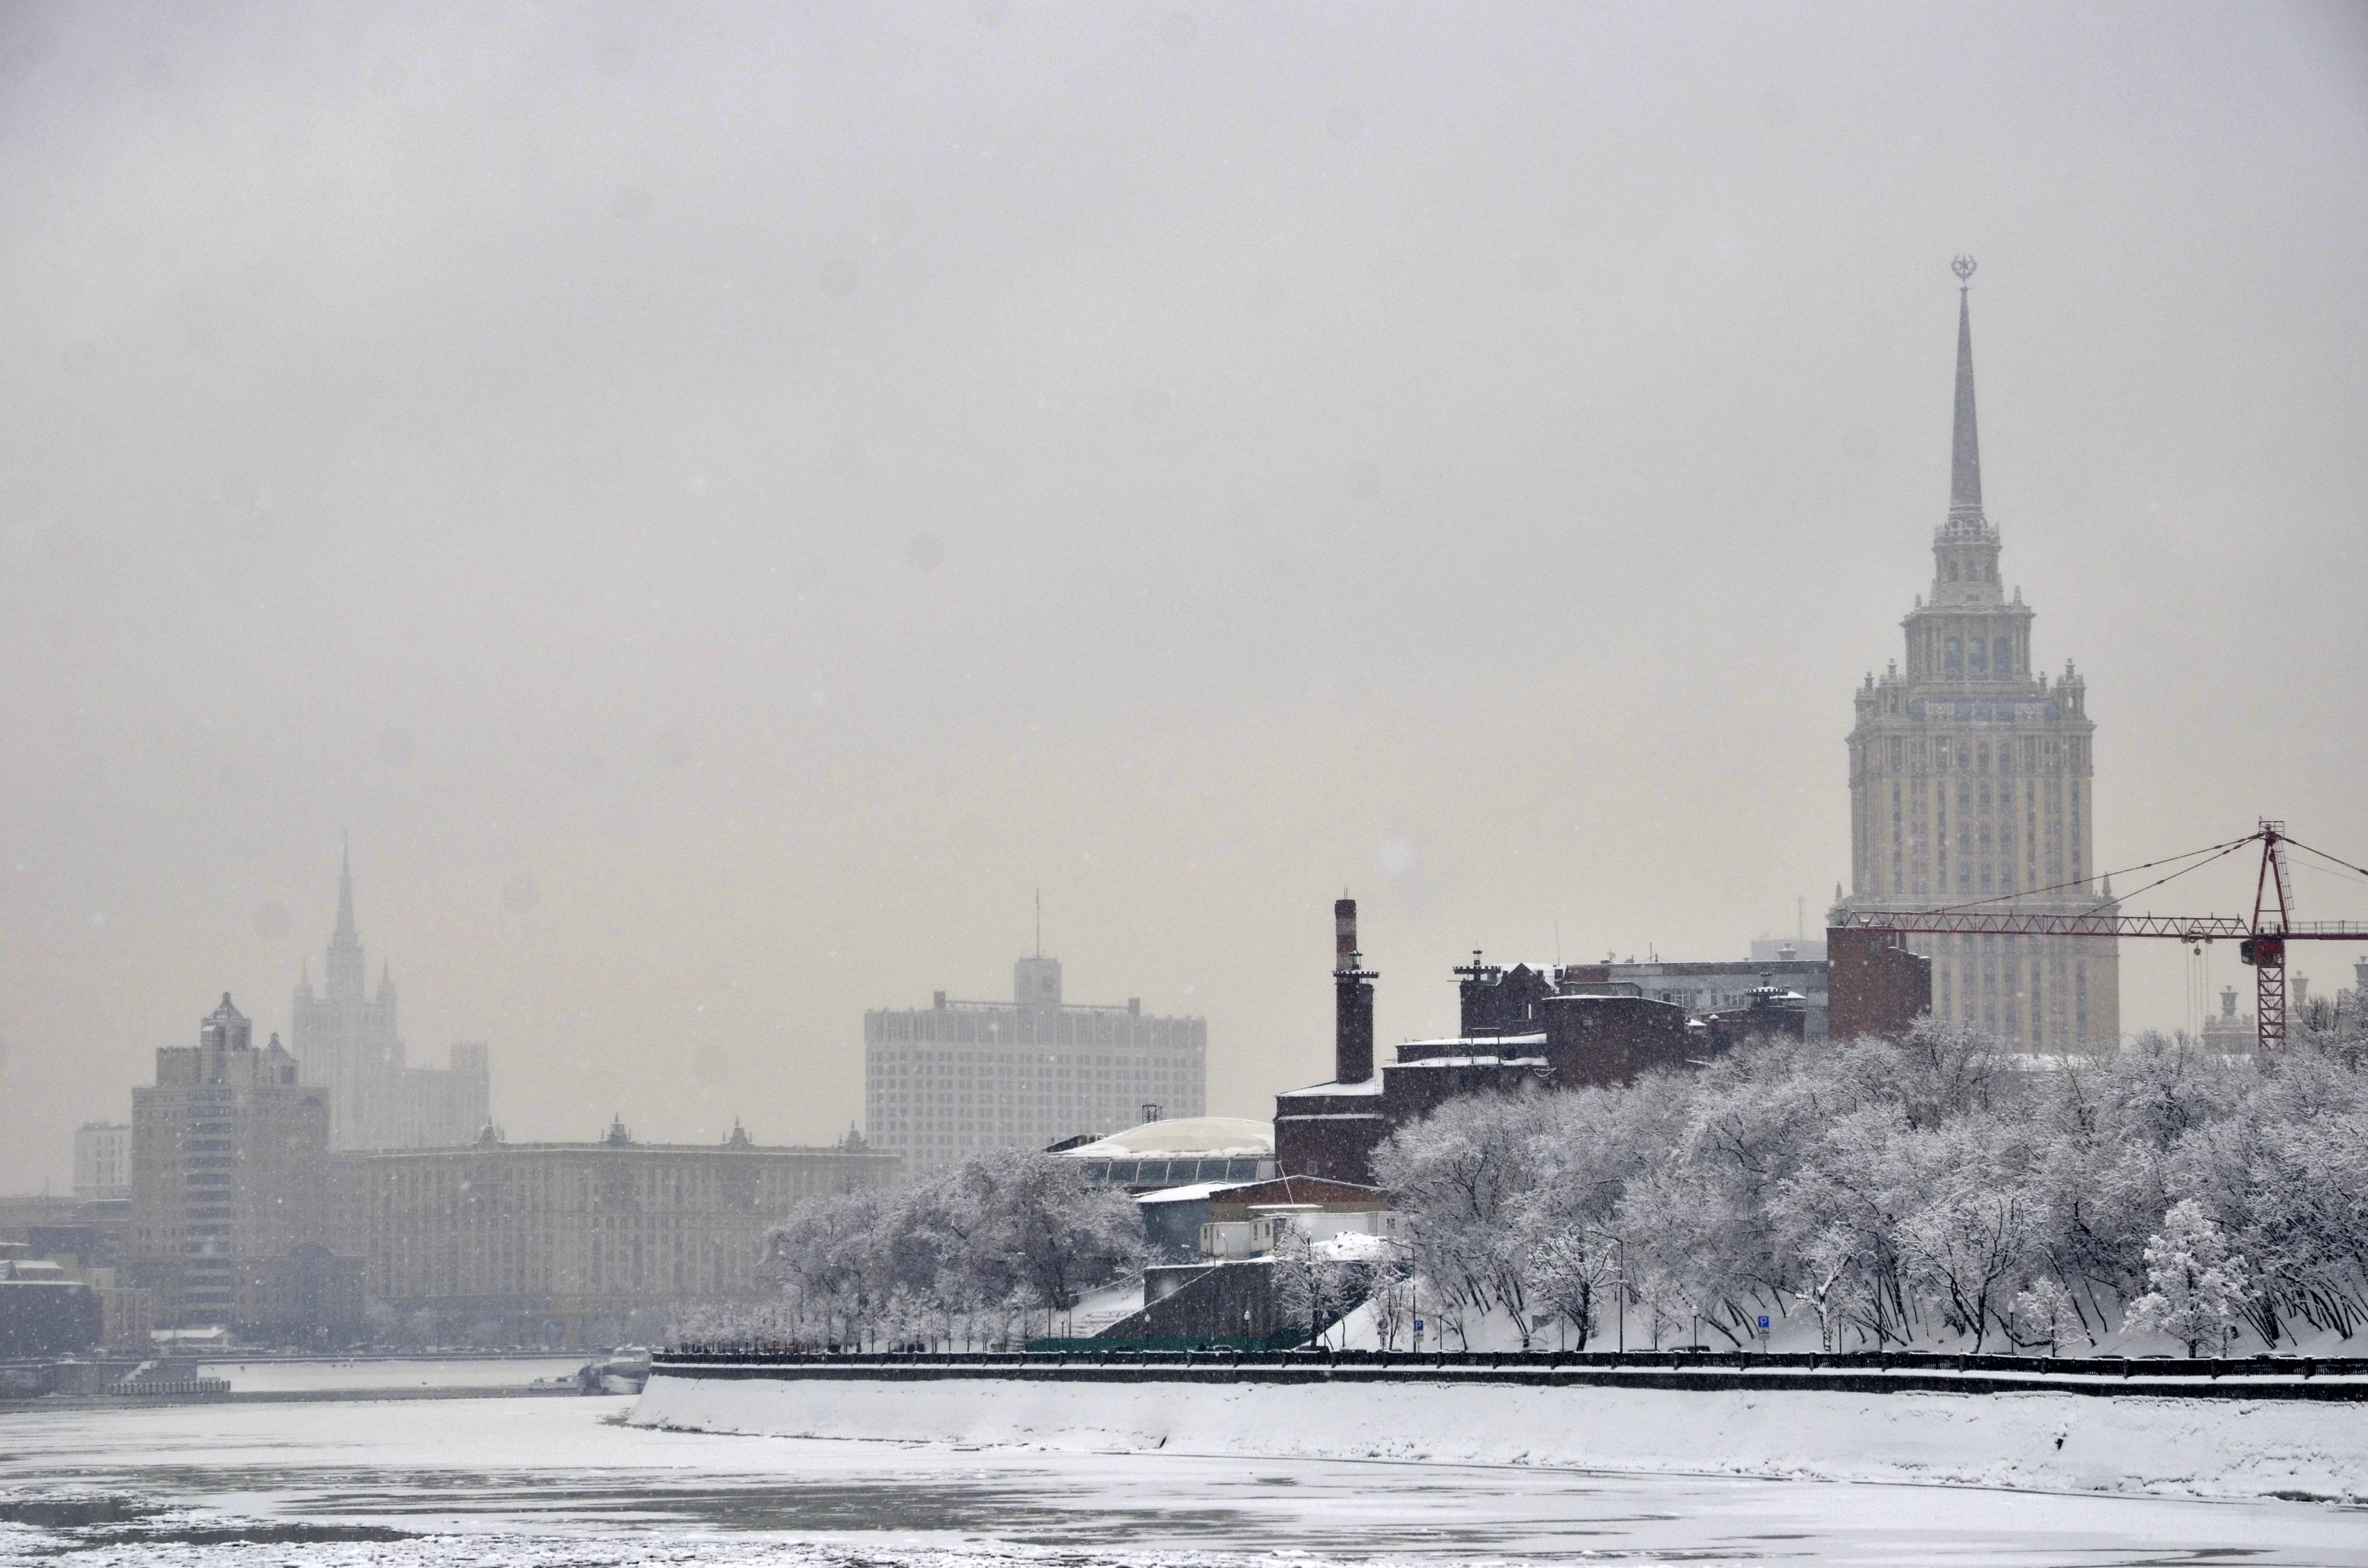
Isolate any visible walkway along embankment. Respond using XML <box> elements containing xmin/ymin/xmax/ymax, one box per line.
<box><xmin>651</xmin><ymin>1346</ymin><xmax>2368</xmax><ymax>1400</ymax></box>
<box><xmin>631</xmin><ymin>1348</ymin><xmax>2368</xmax><ymax>1500</ymax></box>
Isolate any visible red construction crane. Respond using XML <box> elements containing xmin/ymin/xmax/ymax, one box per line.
<box><xmin>1835</xmin><ymin>821</ymin><xmax>2368</xmax><ymax>1051</ymax></box>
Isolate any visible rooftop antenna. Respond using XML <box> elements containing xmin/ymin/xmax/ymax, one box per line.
<box><xmin>1034</xmin><ymin>888</ymin><xmax>1042</xmax><ymax>958</ymax></box>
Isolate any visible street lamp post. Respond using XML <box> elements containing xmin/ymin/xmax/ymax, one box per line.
<box><xmin>1613</xmin><ymin>1235</ymin><xmax>1625</xmax><ymax>1354</ymax></box>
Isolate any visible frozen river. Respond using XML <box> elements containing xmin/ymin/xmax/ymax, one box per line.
<box><xmin>1</xmin><ymin>1392</ymin><xmax>2362</xmax><ymax>1566</ymax></box>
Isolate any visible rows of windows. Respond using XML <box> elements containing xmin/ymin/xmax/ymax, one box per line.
<box><xmin>865</xmin><ymin>1007</ymin><xmax>1205</xmax><ymax>1050</ymax></box>
<box><xmin>369</xmin><ymin>1220</ymin><xmax>765</xmax><ymax>1299</ymax></box>
<box><xmin>1926</xmin><ymin>936</ymin><xmax>2102</xmax><ymax>1048</ymax></box>
<box><xmin>1863</xmin><ymin>732</ymin><xmax>2087</xmax><ymax>778</ymax></box>
<box><xmin>1855</xmin><ymin>741</ymin><xmax>2088</xmax><ymax>900</ymax></box>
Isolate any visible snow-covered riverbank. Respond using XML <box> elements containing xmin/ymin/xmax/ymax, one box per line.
<box><xmin>631</xmin><ymin>1369</ymin><xmax>2368</xmax><ymax>1502</ymax></box>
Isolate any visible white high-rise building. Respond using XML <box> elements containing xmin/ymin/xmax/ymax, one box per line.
<box><xmin>864</xmin><ymin>955</ymin><xmax>1207</xmax><ymax>1178</ymax></box>
<box><xmin>1835</xmin><ymin>265</ymin><xmax>2120</xmax><ymax>1051</ymax></box>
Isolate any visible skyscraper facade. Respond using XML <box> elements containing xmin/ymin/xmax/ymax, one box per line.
<box><xmin>125</xmin><ymin>994</ymin><xmax>359</xmax><ymax>1334</ymax></box>
<box><xmin>864</xmin><ymin>956</ymin><xmax>1207</xmax><ymax>1177</ymax></box>
<box><xmin>289</xmin><ymin>845</ymin><xmax>492</xmax><ymax>1149</ymax></box>
<box><xmin>1835</xmin><ymin>266</ymin><xmax>2120</xmax><ymax>1051</ymax></box>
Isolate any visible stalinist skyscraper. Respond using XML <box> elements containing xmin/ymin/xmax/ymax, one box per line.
<box><xmin>290</xmin><ymin>841</ymin><xmax>492</xmax><ymax>1148</ymax></box>
<box><xmin>1835</xmin><ymin>262</ymin><xmax>2119</xmax><ymax>1051</ymax></box>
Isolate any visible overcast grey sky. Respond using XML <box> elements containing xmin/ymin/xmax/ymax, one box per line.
<box><xmin>3</xmin><ymin>0</ymin><xmax>2365</xmax><ymax>1189</ymax></box>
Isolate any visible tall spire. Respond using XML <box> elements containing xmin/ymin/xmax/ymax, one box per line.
<box><xmin>1947</xmin><ymin>255</ymin><xmax>1985</xmax><ymax>532</ymax></box>
<box><xmin>324</xmin><ymin>833</ymin><xmax>366</xmax><ymax>1004</ymax></box>
<box><xmin>333</xmin><ymin>831</ymin><xmax>358</xmax><ymax>946</ymax></box>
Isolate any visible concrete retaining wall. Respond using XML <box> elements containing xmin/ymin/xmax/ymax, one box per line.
<box><xmin>631</xmin><ymin>1362</ymin><xmax>2368</xmax><ymax>1500</ymax></box>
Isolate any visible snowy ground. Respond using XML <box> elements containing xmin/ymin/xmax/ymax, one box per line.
<box><xmin>2</xmin><ymin>1392</ymin><xmax>2365</xmax><ymax>1566</ymax></box>
<box><xmin>634</xmin><ymin>1368</ymin><xmax>2368</xmax><ymax>1502</ymax></box>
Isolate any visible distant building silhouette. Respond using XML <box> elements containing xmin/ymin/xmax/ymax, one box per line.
<box><xmin>289</xmin><ymin>842</ymin><xmax>491</xmax><ymax>1149</ymax></box>
<box><xmin>351</xmin><ymin>1120</ymin><xmax>900</xmax><ymax>1347</ymax></box>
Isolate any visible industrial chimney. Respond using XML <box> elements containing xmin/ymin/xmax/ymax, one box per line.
<box><xmin>1334</xmin><ymin>897</ymin><xmax>1376</xmax><ymax>1084</ymax></box>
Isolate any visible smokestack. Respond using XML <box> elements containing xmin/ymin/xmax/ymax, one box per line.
<box><xmin>1334</xmin><ymin>897</ymin><xmax>1375</xmax><ymax>1084</ymax></box>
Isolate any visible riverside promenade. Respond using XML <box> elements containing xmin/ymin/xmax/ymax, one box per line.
<box><xmin>653</xmin><ymin>1345</ymin><xmax>2368</xmax><ymax>1401</ymax></box>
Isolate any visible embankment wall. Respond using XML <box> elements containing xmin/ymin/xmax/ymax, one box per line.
<box><xmin>630</xmin><ymin>1361</ymin><xmax>2368</xmax><ymax>1501</ymax></box>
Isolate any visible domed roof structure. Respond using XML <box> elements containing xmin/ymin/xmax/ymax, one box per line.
<box><xmin>1061</xmin><ymin>1116</ymin><xmax>1272</xmax><ymax>1160</ymax></box>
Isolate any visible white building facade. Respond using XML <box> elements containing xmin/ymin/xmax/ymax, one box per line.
<box><xmin>72</xmin><ymin>1122</ymin><xmax>132</xmax><ymax>1200</ymax></box>
<box><xmin>864</xmin><ymin>956</ymin><xmax>1207</xmax><ymax>1177</ymax></box>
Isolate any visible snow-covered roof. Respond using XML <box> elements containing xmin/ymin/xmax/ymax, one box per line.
<box><xmin>1060</xmin><ymin>1115</ymin><xmax>1273</xmax><ymax>1159</ymax></box>
<box><xmin>1317</xmin><ymin>1232</ymin><xmax>1395</xmax><ymax>1262</ymax></box>
<box><xmin>1398</xmin><ymin>1033</ymin><xmax>1547</xmax><ymax>1051</ymax></box>
<box><xmin>1276</xmin><ymin>1077</ymin><xmax>1383</xmax><ymax>1099</ymax></box>
<box><xmin>1134</xmin><ymin>1181</ymin><xmax>1238</xmax><ymax>1205</ymax></box>
<box><xmin>1390</xmin><ymin>1054</ymin><xmax>1548</xmax><ymax>1069</ymax></box>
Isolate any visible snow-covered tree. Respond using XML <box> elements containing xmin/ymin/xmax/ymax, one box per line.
<box><xmin>969</xmin><ymin>1149</ymin><xmax>1146</xmax><ymax>1337</ymax></box>
<box><xmin>1362</xmin><ymin>1020</ymin><xmax>2368</xmax><ymax>1359</ymax></box>
<box><xmin>1270</xmin><ymin>1222</ymin><xmax>1370</xmax><ymax>1348</ymax></box>
<box><xmin>2010</xmin><ymin>1276</ymin><xmax>2089</xmax><ymax>1356</ymax></box>
<box><xmin>2126</xmin><ymin>1197</ymin><xmax>2254</xmax><ymax>1357</ymax></box>
<box><xmin>699</xmin><ymin>1148</ymin><xmax>1145</xmax><ymax>1350</ymax></box>
<box><xmin>1365</xmin><ymin>1246</ymin><xmax>1416</xmax><ymax>1350</ymax></box>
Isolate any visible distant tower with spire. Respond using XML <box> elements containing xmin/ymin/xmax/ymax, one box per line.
<box><xmin>291</xmin><ymin>839</ymin><xmax>490</xmax><ymax>1148</ymax></box>
<box><xmin>1832</xmin><ymin>260</ymin><xmax>2119</xmax><ymax>1052</ymax></box>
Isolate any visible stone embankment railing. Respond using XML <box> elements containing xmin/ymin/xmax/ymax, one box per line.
<box><xmin>106</xmin><ymin>1377</ymin><xmax>229</xmax><ymax>1398</ymax></box>
<box><xmin>652</xmin><ymin>1345</ymin><xmax>2368</xmax><ymax>1401</ymax></box>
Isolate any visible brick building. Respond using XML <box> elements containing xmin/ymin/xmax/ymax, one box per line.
<box><xmin>1825</xmin><ymin>927</ymin><xmax>1934</xmax><ymax>1041</ymax></box>
<box><xmin>1563</xmin><ymin>956</ymin><xmax>1829</xmax><ymax>1039</ymax></box>
<box><xmin>1274</xmin><ymin>902</ymin><xmax>1701</xmax><ymax>1185</ymax></box>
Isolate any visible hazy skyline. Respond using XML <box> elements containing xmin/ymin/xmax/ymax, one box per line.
<box><xmin>4</xmin><ymin>1</ymin><xmax>2365</xmax><ymax>1190</ymax></box>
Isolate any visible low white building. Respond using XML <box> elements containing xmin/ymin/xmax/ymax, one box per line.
<box><xmin>1054</xmin><ymin>1115</ymin><xmax>1275</xmax><ymax>1193</ymax></box>
<box><xmin>73</xmin><ymin>1122</ymin><xmax>131</xmax><ymax>1200</ymax></box>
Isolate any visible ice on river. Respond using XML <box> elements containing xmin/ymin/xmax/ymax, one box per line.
<box><xmin>195</xmin><ymin>1355</ymin><xmax>585</xmax><ymax>1393</ymax></box>
<box><xmin>1</xmin><ymin>1393</ymin><xmax>2363</xmax><ymax>1566</ymax></box>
